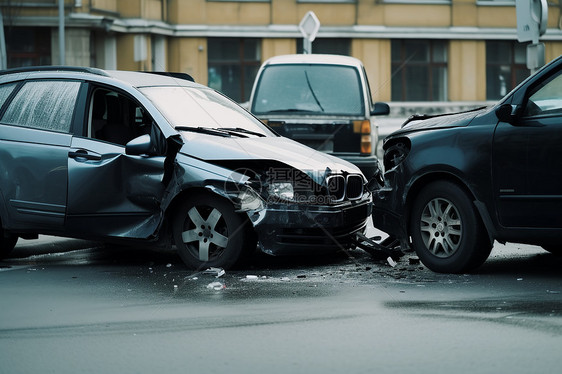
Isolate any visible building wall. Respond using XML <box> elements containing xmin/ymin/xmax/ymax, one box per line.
<box><xmin>352</xmin><ymin>39</ymin><xmax>392</xmax><ymax>102</ymax></box>
<box><xmin>168</xmin><ymin>37</ymin><xmax>208</xmax><ymax>83</ymax></box>
<box><xmin>2</xmin><ymin>0</ymin><xmax>562</xmax><ymax>106</ymax></box>
<box><xmin>449</xmin><ymin>40</ymin><xmax>486</xmax><ymax>101</ymax></box>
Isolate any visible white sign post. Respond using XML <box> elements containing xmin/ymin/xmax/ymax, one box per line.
<box><xmin>298</xmin><ymin>11</ymin><xmax>320</xmax><ymax>54</ymax></box>
<box><xmin>516</xmin><ymin>0</ymin><xmax>548</xmax><ymax>73</ymax></box>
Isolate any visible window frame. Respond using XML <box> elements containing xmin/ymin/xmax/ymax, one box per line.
<box><xmin>391</xmin><ymin>39</ymin><xmax>448</xmax><ymax>102</ymax></box>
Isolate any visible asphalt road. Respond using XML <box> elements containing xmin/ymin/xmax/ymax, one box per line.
<box><xmin>1</xmin><ymin>228</ymin><xmax>561</xmax><ymax>374</ymax></box>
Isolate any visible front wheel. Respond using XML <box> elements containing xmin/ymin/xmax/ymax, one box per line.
<box><xmin>173</xmin><ymin>193</ymin><xmax>249</xmax><ymax>270</ymax></box>
<box><xmin>409</xmin><ymin>181</ymin><xmax>491</xmax><ymax>273</ymax></box>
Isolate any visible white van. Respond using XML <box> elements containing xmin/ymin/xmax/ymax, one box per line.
<box><xmin>248</xmin><ymin>54</ymin><xmax>389</xmax><ymax>180</ymax></box>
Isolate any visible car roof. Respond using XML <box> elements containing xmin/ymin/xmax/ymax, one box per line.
<box><xmin>261</xmin><ymin>54</ymin><xmax>364</xmax><ymax>68</ymax></box>
<box><xmin>0</xmin><ymin>66</ymin><xmax>200</xmax><ymax>89</ymax></box>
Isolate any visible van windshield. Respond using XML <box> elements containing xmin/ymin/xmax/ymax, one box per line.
<box><xmin>251</xmin><ymin>64</ymin><xmax>365</xmax><ymax>116</ymax></box>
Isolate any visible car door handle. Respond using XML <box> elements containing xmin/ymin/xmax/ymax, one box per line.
<box><xmin>69</xmin><ymin>149</ymin><xmax>102</xmax><ymax>161</ymax></box>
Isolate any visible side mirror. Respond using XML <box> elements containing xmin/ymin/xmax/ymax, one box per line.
<box><xmin>371</xmin><ymin>102</ymin><xmax>390</xmax><ymax>116</ymax></box>
<box><xmin>496</xmin><ymin>104</ymin><xmax>515</xmax><ymax>124</ymax></box>
<box><xmin>126</xmin><ymin>134</ymin><xmax>153</xmax><ymax>156</ymax></box>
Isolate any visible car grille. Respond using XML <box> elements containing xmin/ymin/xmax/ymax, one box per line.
<box><xmin>326</xmin><ymin>174</ymin><xmax>364</xmax><ymax>202</ymax></box>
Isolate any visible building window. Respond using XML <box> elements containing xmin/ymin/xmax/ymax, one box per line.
<box><xmin>208</xmin><ymin>38</ymin><xmax>261</xmax><ymax>103</ymax></box>
<box><xmin>486</xmin><ymin>41</ymin><xmax>529</xmax><ymax>100</ymax></box>
<box><xmin>296</xmin><ymin>38</ymin><xmax>351</xmax><ymax>55</ymax></box>
<box><xmin>391</xmin><ymin>40</ymin><xmax>448</xmax><ymax>102</ymax></box>
<box><xmin>5</xmin><ymin>27</ymin><xmax>51</xmax><ymax>68</ymax></box>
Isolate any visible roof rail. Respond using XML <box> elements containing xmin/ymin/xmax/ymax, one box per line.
<box><xmin>142</xmin><ymin>71</ymin><xmax>195</xmax><ymax>82</ymax></box>
<box><xmin>0</xmin><ymin>66</ymin><xmax>110</xmax><ymax>77</ymax></box>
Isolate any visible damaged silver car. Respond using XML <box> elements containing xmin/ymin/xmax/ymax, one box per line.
<box><xmin>0</xmin><ymin>67</ymin><xmax>372</xmax><ymax>269</ymax></box>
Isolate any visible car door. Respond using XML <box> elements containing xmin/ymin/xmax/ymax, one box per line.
<box><xmin>493</xmin><ymin>69</ymin><xmax>562</xmax><ymax>228</ymax></box>
<box><xmin>65</xmin><ymin>86</ymin><xmax>168</xmax><ymax>239</ymax></box>
<box><xmin>0</xmin><ymin>80</ymin><xmax>80</xmax><ymax>231</ymax></box>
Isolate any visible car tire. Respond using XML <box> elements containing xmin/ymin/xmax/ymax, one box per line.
<box><xmin>0</xmin><ymin>221</ymin><xmax>18</xmax><ymax>259</ymax></box>
<box><xmin>409</xmin><ymin>181</ymin><xmax>491</xmax><ymax>273</ymax></box>
<box><xmin>173</xmin><ymin>192</ymin><xmax>249</xmax><ymax>270</ymax></box>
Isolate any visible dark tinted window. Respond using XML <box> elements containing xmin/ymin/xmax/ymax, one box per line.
<box><xmin>1</xmin><ymin>80</ymin><xmax>80</xmax><ymax>133</ymax></box>
<box><xmin>296</xmin><ymin>38</ymin><xmax>351</xmax><ymax>55</ymax></box>
<box><xmin>208</xmin><ymin>38</ymin><xmax>261</xmax><ymax>103</ymax></box>
<box><xmin>486</xmin><ymin>41</ymin><xmax>529</xmax><ymax>100</ymax></box>
<box><xmin>252</xmin><ymin>64</ymin><xmax>364</xmax><ymax>116</ymax></box>
<box><xmin>391</xmin><ymin>40</ymin><xmax>448</xmax><ymax>101</ymax></box>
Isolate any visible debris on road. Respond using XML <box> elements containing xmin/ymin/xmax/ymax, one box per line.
<box><xmin>207</xmin><ymin>281</ymin><xmax>226</xmax><ymax>290</ymax></box>
<box><xmin>203</xmin><ymin>267</ymin><xmax>226</xmax><ymax>278</ymax></box>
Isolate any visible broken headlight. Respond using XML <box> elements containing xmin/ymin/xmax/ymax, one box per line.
<box><xmin>267</xmin><ymin>182</ymin><xmax>294</xmax><ymax>201</ymax></box>
<box><xmin>237</xmin><ymin>187</ymin><xmax>265</xmax><ymax>211</ymax></box>
<box><xmin>384</xmin><ymin>139</ymin><xmax>411</xmax><ymax>170</ymax></box>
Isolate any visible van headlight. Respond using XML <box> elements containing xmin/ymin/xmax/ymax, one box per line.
<box><xmin>268</xmin><ymin>182</ymin><xmax>294</xmax><ymax>200</ymax></box>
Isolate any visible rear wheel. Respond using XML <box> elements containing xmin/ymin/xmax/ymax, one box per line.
<box><xmin>409</xmin><ymin>181</ymin><xmax>491</xmax><ymax>273</ymax></box>
<box><xmin>173</xmin><ymin>193</ymin><xmax>249</xmax><ymax>270</ymax></box>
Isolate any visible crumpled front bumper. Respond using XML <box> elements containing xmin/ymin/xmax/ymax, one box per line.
<box><xmin>370</xmin><ymin>167</ymin><xmax>409</xmax><ymax>241</ymax></box>
<box><xmin>250</xmin><ymin>199</ymin><xmax>372</xmax><ymax>256</ymax></box>
<box><xmin>371</xmin><ymin>187</ymin><xmax>408</xmax><ymax>240</ymax></box>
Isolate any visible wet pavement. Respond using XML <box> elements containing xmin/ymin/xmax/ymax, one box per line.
<box><xmin>1</xmin><ymin>231</ymin><xmax>562</xmax><ymax>374</ymax></box>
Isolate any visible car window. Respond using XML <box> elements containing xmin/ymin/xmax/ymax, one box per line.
<box><xmin>0</xmin><ymin>82</ymin><xmax>17</xmax><ymax>109</ymax></box>
<box><xmin>88</xmin><ymin>88</ymin><xmax>157</xmax><ymax>146</ymax></box>
<box><xmin>523</xmin><ymin>72</ymin><xmax>562</xmax><ymax>117</ymax></box>
<box><xmin>140</xmin><ymin>86</ymin><xmax>275</xmax><ymax>136</ymax></box>
<box><xmin>252</xmin><ymin>64</ymin><xmax>364</xmax><ymax>116</ymax></box>
<box><xmin>1</xmin><ymin>80</ymin><xmax>80</xmax><ymax>133</ymax></box>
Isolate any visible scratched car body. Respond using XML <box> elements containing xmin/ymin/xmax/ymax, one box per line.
<box><xmin>0</xmin><ymin>67</ymin><xmax>371</xmax><ymax>269</ymax></box>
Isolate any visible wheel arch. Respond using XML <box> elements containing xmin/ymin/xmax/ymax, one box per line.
<box><xmin>404</xmin><ymin>172</ymin><xmax>494</xmax><ymax>247</ymax></box>
<box><xmin>163</xmin><ymin>186</ymin><xmax>254</xmax><ymax>244</ymax></box>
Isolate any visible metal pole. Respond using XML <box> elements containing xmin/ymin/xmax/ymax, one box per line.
<box><xmin>0</xmin><ymin>9</ymin><xmax>7</xmax><ymax>70</ymax></box>
<box><xmin>59</xmin><ymin>0</ymin><xmax>65</xmax><ymax>65</ymax></box>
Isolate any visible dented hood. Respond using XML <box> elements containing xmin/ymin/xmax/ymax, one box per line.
<box><xmin>394</xmin><ymin>107</ymin><xmax>486</xmax><ymax>136</ymax></box>
<box><xmin>178</xmin><ymin>132</ymin><xmax>362</xmax><ymax>178</ymax></box>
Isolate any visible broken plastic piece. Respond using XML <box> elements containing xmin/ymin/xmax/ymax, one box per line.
<box><xmin>206</xmin><ymin>281</ymin><xmax>226</xmax><ymax>290</ymax></box>
<box><xmin>387</xmin><ymin>256</ymin><xmax>397</xmax><ymax>267</ymax></box>
<box><xmin>354</xmin><ymin>232</ymin><xmax>403</xmax><ymax>261</ymax></box>
<box><xmin>203</xmin><ymin>267</ymin><xmax>225</xmax><ymax>278</ymax></box>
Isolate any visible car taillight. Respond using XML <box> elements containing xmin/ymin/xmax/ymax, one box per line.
<box><xmin>354</xmin><ymin>120</ymin><xmax>371</xmax><ymax>155</ymax></box>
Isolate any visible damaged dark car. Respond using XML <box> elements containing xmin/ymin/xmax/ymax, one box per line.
<box><xmin>0</xmin><ymin>67</ymin><xmax>372</xmax><ymax>269</ymax></box>
<box><xmin>373</xmin><ymin>55</ymin><xmax>562</xmax><ymax>273</ymax></box>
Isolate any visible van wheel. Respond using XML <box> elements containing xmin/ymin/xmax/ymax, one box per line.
<box><xmin>173</xmin><ymin>193</ymin><xmax>248</xmax><ymax>270</ymax></box>
<box><xmin>409</xmin><ymin>181</ymin><xmax>491</xmax><ymax>273</ymax></box>
<box><xmin>0</xmin><ymin>223</ymin><xmax>18</xmax><ymax>259</ymax></box>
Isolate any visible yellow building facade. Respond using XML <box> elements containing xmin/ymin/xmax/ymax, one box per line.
<box><xmin>1</xmin><ymin>0</ymin><xmax>561</xmax><ymax>105</ymax></box>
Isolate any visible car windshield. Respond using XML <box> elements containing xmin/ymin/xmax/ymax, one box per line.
<box><xmin>140</xmin><ymin>86</ymin><xmax>275</xmax><ymax>136</ymax></box>
<box><xmin>251</xmin><ymin>64</ymin><xmax>365</xmax><ymax>116</ymax></box>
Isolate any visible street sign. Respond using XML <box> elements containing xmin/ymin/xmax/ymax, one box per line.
<box><xmin>516</xmin><ymin>0</ymin><xmax>548</xmax><ymax>44</ymax></box>
<box><xmin>299</xmin><ymin>11</ymin><xmax>320</xmax><ymax>54</ymax></box>
<box><xmin>299</xmin><ymin>11</ymin><xmax>320</xmax><ymax>42</ymax></box>
<box><xmin>527</xmin><ymin>43</ymin><xmax>545</xmax><ymax>72</ymax></box>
